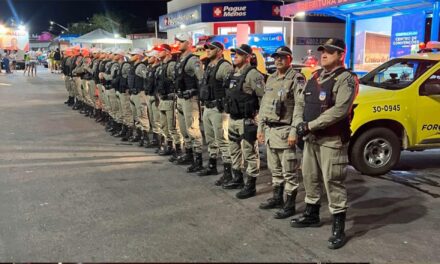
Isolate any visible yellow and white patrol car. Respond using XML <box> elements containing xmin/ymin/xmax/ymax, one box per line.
<box><xmin>349</xmin><ymin>41</ymin><xmax>440</xmax><ymax>176</ymax></box>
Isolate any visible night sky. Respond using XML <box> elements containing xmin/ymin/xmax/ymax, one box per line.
<box><xmin>0</xmin><ymin>0</ymin><xmax>169</xmax><ymax>34</ymax></box>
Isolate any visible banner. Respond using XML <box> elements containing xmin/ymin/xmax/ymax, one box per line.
<box><xmin>209</xmin><ymin>33</ymin><xmax>284</xmax><ymax>55</ymax></box>
<box><xmin>159</xmin><ymin>5</ymin><xmax>202</xmax><ymax>31</ymax></box>
<box><xmin>0</xmin><ymin>28</ymin><xmax>29</xmax><ymax>51</ymax></box>
<box><xmin>281</xmin><ymin>0</ymin><xmax>364</xmax><ymax>17</ymax></box>
<box><xmin>390</xmin><ymin>13</ymin><xmax>425</xmax><ymax>58</ymax></box>
<box><xmin>202</xmin><ymin>1</ymin><xmax>282</xmax><ymax>22</ymax></box>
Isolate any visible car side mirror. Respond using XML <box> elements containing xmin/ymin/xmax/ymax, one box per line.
<box><xmin>421</xmin><ymin>82</ymin><xmax>440</xmax><ymax>96</ymax></box>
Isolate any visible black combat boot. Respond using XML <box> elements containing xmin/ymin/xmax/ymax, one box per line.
<box><xmin>259</xmin><ymin>184</ymin><xmax>284</xmax><ymax>210</ymax></box>
<box><xmin>159</xmin><ymin>141</ymin><xmax>174</xmax><ymax>156</ymax></box>
<box><xmin>89</xmin><ymin>106</ymin><xmax>95</xmax><ymax>117</ymax></box>
<box><xmin>64</xmin><ymin>97</ymin><xmax>71</xmax><ymax>105</ymax></box>
<box><xmin>67</xmin><ymin>97</ymin><xmax>75</xmax><ymax>106</ymax></box>
<box><xmin>111</xmin><ymin>123</ymin><xmax>123</xmax><ymax>136</ymax></box>
<box><xmin>94</xmin><ymin>109</ymin><xmax>101</xmax><ymax>122</ymax></box>
<box><xmin>139</xmin><ymin>131</ymin><xmax>147</xmax><ymax>147</ymax></box>
<box><xmin>155</xmin><ymin>135</ymin><xmax>164</xmax><ymax>154</ymax></box>
<box><xmin>274</xmin><ymin>190</ymin><xmax>297</xmax><ymax>219</ymax></box>
<box><xmin>198</xmin><ymin>158</ymin><xmax>218</xmax><ymax>176</ymax></box>
<box><xmin>290</xmin><ymin>204</ymin><xmax>321</xmax><ymax>228</ymax></box>
<box><xmin>169</xmin><ymin>143</ymin><xmax>182</xmax><ymax>162</ymax></box>
<box><xmin>105</xmin><ymin>118</ymin><xmax>113</xmax><ymax>131</ymax></box>
<box><xmin>215</xmin><ymin>163</ymin><xmax>232</xmax><ymax>186</ymax></box>
<box><xmin>116</xmin><ymin>124</ymin><xmax>128</xmax><ymax>138</ymax></box>
<box><xmin>72</xmin><ymin>99</ymin><xmax>80</xmax><ymax>110</ymax></box>
<box><xmin>80</xmin><ymin>103</ymin><xmax>87</xmax><ymax>114</ymax></box>
<box><xmin>187</xmin><ymin>152</ymin><xmax>204</xmax><ymax>173</ymax></box>
<box><xmin>145</xmin><ymin>133</ymin><xmax>159</xmax><ymax>148</ymax></box>
<box><xmin>222</xmin><ymin>169</ymin><xmax>244</xmax><ymax>189</ymax></box>
<box><xmin>328</xmin><ymin>212</ymin><xmax>347</xmax><ymax>250</ymax></box>
<box><xmin>129</xmin><ymin>128</ymin><xmax>142</xmax><ymax>142</ymax></box>
<box><xmin>83</xmin><ymin>105</ymin><xmax>91</xmax><ymax>116</ymax></box>
<box><xmin>175</xmin><ymin>148</ymin><xmax>193</xmax><ymax>165</ymax></box>
<box><xmin>236</xmin><ymin>176</ymin><xmax>257</xmax><ymax>199</ymax></box>
<box><xmin>122</xmin><ymin>126</ymin><xmax>133</xmax><ymax>141</ymax></box>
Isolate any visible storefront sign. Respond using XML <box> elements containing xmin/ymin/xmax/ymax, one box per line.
<box><xmin>210</xmin><ymin>33</ymin><xmax>284</xmax><ymax>55</ymax></box>
<box><xmin>159</xmin><ymin>5</ymin><xmax>202</xmax><ymax>31</ymax></box>
<box><xmin>281</xmin><ymin>0</ymin><xmax>364</xmax><ymax>17</ymax></box>
<box><xmin>202</xmin><ymin>1</ymin><xmax>282</xmax><ymax>22</ymax></box>
<box><xmin>390</xmin><ymin>13</ymin><xmax>425</xmax><ymax>58</ymax></box>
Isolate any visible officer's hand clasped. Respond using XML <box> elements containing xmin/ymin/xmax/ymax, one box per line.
<box><xmin>296</xmin><ymin>122</ymin><xmax>309</xmax><ymax>137</ymax></box>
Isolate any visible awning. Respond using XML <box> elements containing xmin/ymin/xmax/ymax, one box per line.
<box><xmin>71</xmin><ymin>28</ymin><xmax>132</xmax><ymax>44</ymax></box>
<box><xmin>280</xmin><ymin>0</ymin><xmax>440</xmax><ymax>66</ymax></box>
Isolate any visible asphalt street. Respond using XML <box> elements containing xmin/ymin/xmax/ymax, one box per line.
<box><xmin>0</xmin><ymin>68</ymin><xmax>439</xmax><ymax>262</ymax></box>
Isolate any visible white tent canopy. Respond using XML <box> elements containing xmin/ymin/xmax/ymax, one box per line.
<box><xmin>71</xmin><ymin>28</ymin><xmax>132</xmax><ymax>44</ymax></box>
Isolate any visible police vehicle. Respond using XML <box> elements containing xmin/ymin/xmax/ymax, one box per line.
<box><xmin>349</xmin><ymin>41</ymin><xmax>440</xmax><ymax>176</ymax></box>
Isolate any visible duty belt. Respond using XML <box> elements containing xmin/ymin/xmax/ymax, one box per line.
<box><xmin>204</xmin><ymin>100</ymin><xmax>217</xmax><ymax>109</ymax></box>
<box><xmin>264</xmin><ymin>121</ymin><xmax>289</xmax><ymax>128</ymax></box>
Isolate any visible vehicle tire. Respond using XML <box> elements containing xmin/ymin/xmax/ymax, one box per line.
<box><xmin>350</xmin><ymin>127</ymin><xmax>401</xmax><ymax>176</ymax></box>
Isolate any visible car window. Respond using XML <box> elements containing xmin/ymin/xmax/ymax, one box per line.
<box><xmin>360</xmin><ymin>59</ymin><xmax>436</xmax><ymax>90</ymax></box>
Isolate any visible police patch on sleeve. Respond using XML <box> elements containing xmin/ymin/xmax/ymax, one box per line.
<box><xmin>256</xmin><ymin>75</ymin><xmax>265</xmax><ymax>90</ymax></box>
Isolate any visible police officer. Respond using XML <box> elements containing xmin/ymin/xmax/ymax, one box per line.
<box><xmin>86</xmin><ymin>48</ymin><xmax>101</xmax><ymax>120</ymax></box>
<box><xmin>127</xmin><ymin>48</ymin><xmax>150</xmax><ymax>145</ymax></box>
<box><xmin>223</xmin><ymin>44</ymin><xmax>265</xmax><ymax>199</ymax></box>
<box><xmin>100</xmin><ymin>49</ymin><xmax>122</xmax><ymax>134</ymax></box>
<box><xmin>173</xmin><ymin>32</ymin><xmax>204</xmax><ymax>173</ymax></box>
<box><xmin>71</xmin><ymin>47</ymin><xmax>83</xmax><ymax>110</ymax></box>
<box><xmin>115</xmin><ymin>51</ymin><xmax>134</xmax><ymax>141</ymax></box>
<box><xmin>61</xmin><ymin>48</ymin><xmax>75</xmax><ymax>106</ymax></box>
<box><xmin>155</xmin><ymin>44</ymin><xmax>184</xmax><ymax>156</ymax></box>
<box><xmin>97</xmin><ymin>50</ymin><xmax>112</xmax><ymax>125</ymax></box>
<box><xmin>91</xmin><ymin>49</ymin><xmax>105</xmax><ymax>122</ymax></box>
<box><xmin>197</xmin><ymin>41</ymin><xmax>233</xmax><ymax>184</ymax></box>
<box><xmin>78</xmin><ymin>48</ymin><xmax>94</xmax><ymax>117</ymax></box>
<box><xmin>143</xmin><ymin>50</ymin><xmax>162</xmax><ymax>149</ymax></box>
<box><xmin>257</xmin><ymin>46</ymin><xmax>305</xmax><ymax>219</ymax></box>
<box><xmin>290</xmin><ymin>38</ymin><xmax>358</xmax><ymax>250</ymax></box>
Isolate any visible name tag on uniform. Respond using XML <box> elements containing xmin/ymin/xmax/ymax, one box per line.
<box><xmin>319</xmin><ymin>91</ymin><xmax>327</xmax><ymax>101</ymax></box>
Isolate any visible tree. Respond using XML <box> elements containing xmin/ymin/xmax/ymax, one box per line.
<box><xmin>67</xmin><ymin>13</ymin><xmax>128</xmax><ymax>35</ymax></box>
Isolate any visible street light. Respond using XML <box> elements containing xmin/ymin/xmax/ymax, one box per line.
<box><xmin>0</xmin><ymin>24</ymin><xmax>7</xmax><ymax>34</ymax></box>
<box><xmin>289</xmin><ymin>11</ymin><xmax>306</xmax><ymax>53</ymax></box>
<box><xmin>49</xmin><ymin>20</ymin><xmax>69</xmax><ymax>32</ymax></box>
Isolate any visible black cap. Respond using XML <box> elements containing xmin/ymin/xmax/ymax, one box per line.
<box><xmin>318</xmin><ymin>38</ymin><xmax>346</xmax><ymax>53</ymax></box>
<box><xmin>231</xmin><ymin>44</ymin><xmax>252</xmax><ymax>56</ymax></box>
<box><xmin>204</xmin><ymin>41</ymin><xmax>224</xmax><ymax>51</ymax></box>
<box><xmin>271</xmin><ymin>46</ymin><xmax>293</xmax><ymax>58</ymax></box>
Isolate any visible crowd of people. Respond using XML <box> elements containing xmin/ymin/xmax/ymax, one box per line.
<box><xmin>60</xmin><ymin>34</ymin><xmax>358</xmax><ymax>250</ymax></box>
<box><xmin>0</xmin><ymin>49</ymin><xmax>17</xmax><ymax>74</ymax></box>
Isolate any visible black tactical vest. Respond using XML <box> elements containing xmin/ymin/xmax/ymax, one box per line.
<box><xmin>82</xmin><ymin>58</ymin><xmax>93</xmax><ymax>80</ymax></box>
<box><xmin>175</xmin><ymin>54</ymin><xmax>198</xmax><ymax>95</ymax></box>
<box><xmin>110</xmin><ymin>62</ymin><xmax>120</xmax><ymax>90</ymax></box>
<box><xmin>93</xmin><ymin>59</ymin><xmax>102</xmax><ymax>82</ymax></box>
<box><xmin>144</xmin><ymin>64</ymin><xmax>159</xmax><ymax>95</ymax></box>
<box><xmin>70</xmin><ymin>56</ymin><xmax>79</xmax><ymax>77</ymax></box>
<box><xmin>117</xmin><ymin>62</ymin><xmax>131</xmax><ymax>92</ymax></box>
<box><xmin>303</xmin><ymin>68</ymin><xmax>353</xmax><ymax>141</ymax></box>
<box><xmin>156</xmin><ymin>60</ymin><xmax>175</xmax><ymax>96</ymax></box>
<box><xmin>128</xmin><ymin>62</ymin><xmax>145</xmax><ymax>94</ymax></box>
<box><xmin>200</xmin><ymin>59</ymin><xmax>229</xmax><ymax>102</ymax></box>
<box><xmin>225</xmin><ymin>66</ymin><xmax>259</xmax><ymax>120</ymax></box>
<box><xmin>61</xmin><ymin>57</ymin><xmax>68</xmax><ymax>75</ymax></box>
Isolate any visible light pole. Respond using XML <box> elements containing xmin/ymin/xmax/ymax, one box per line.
<box><xmin>289</xmin><ymin>12</ymin><xmax>306</xmax><ymax>53</ymax></box>
<box><xmin>50</xmin><ymin>20</ymin><xmax>69</xmax><ymax>32</ymax></box>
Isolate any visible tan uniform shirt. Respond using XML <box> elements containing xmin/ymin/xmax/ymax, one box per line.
<box><xmin>294</xmin><ymin>66</ymin><xmax>358</xmax><ymax>148</ymax></box>
<box><xmin>258</xmin><ymin>67</ymin><xmax>306</xmax><ymax>148</ymax></box>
